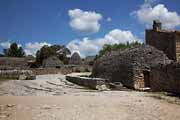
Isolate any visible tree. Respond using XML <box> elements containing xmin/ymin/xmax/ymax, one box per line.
<box><xmin>0</xmin><ymin>54</ymin><xmax>4</xmax><ymax>57</ymax></box>
<box><xmin>35</xmin><ymin>45</ymin><xmax>71</xmax><ymax>65</ymax></box>
<box><xmin>36</xmin><ymin>45</ymin><xmax>55</xmax><ymax>64</ymax></box>
<box><xmin>3</xmin><ymin>43</ymin><xmax>25</xmax><ymax>57</ymax></box>
<box><xmin>98</xmin><ymin>41</ymin><xmax>142</xmax><ymax>57</ymax></box>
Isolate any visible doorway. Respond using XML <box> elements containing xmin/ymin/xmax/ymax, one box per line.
<box><xmin>143</xmin><ymin>71</ymin><xmax>151</xmax><ymax>87</ymax></box>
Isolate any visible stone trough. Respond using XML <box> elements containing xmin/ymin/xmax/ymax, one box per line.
<box><xmin>66</xmin><ymin>74</ymin><xmax>110</xmax><ymax>91</ymax></box>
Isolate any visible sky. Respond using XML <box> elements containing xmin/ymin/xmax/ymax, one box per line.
<box><xmin>0</xmin><ymin>0</ymin><xmax>180</xmax><ymax>57</ymax></box>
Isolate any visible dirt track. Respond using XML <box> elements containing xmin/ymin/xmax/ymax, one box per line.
<box><xmin>0</xmin><ymin>74</ymin><xmax>180</xmax><ymax>120</ymax></box>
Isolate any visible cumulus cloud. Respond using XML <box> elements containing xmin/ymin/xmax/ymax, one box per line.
<box><xmin>0</xmin><ymin>41</ymin><xmax>11</xmax><ymax>49</ymax></box>
<box><xmin>24</xmin><ymin>42</ymin><xmax>51</xmax><ymax>56</ymax></box>
<box><xmin>67</xmin><ymin>29</ymin><xmax>141</xmax><ymax>57</ymax></box>
<box><xmin>68</xmin><ymin>9</ymin><xmax>102</xmax><ymax>33</ymax></box>
<box><xmin>132</xmin><ymin>3</ymin><xmax>180</xmax><ymax>29</ymax></box>
<box><xmin>0</xmin><ymin>41</ymin><xmax>21</xmax><ymax>49</ymax></box>
<box><xmin>144</xmin><ymin>0</ymin><xmax>159</xmax><ymax>4</ymax></box>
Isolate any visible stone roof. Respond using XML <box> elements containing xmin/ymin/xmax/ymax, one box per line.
<box><xmin>69</xmin><ymin>52</ymin><xmax>81</xmax><ymax>65</ymax></box>
<box><xmin>42</xmin><ymin>56</ymin><xmax>63</xmax><ymax>68</ymax></box>
<box><xmin>92</xmin><ymin>45</ymin><xmax>172</xmax><ymax>79</ymax></box>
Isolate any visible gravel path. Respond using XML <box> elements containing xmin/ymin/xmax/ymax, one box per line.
<box><xmin>0</xmin><ymin>74</ymin><xmax>180</xmax><ymax>120</ymax></box>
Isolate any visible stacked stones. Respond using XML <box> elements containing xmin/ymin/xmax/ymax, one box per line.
<box><xmin>92</xmin><ymin>45</ymin><xmax>171</xmax><ymax>80</ymax></box>
<box><xmin>92</xmin><ymin>45</ymin><xmax>172</xmax><ymax>89</ymax></box>
<box><xmin>150</xmin><ymin>62</ymin><xmax>180</xmax><ymax>94</ymax></box>
<box><xmin>42</xmin><ymin>56</ymin><xmax>63</xmax><ymax>68</ymax></box>
<box><xmin>69</xmin><ymin>52</ymin><xmax>82</xmax><ymax>65</ymax></box>
<box><xmin>0</xmin><ymin>70</ymin><xmax>36</xmax><ymax>80</ymax></box>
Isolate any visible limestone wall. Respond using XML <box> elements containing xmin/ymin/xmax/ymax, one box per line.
<box><xmin>146</xmin><ymin>30</ymin><xmax>177</xmax><ymax>61</ymax></box>
<box><xmin>30</xmin><ymin>65</ymin><xmax>92</xmax><ymax>75</ymax></box>
<box><xmin>0</xmin><ymin>70</ymin><xmax>35</xmax><ymax>80</ymax></box>
<box><xmin>175</xmin><ymin>32</ymin><xmax>180</xmax><ymax>61</ymax></box>
<box><xmin>0</xmin><ymin>57</ymin><xmax>30</xmax><ymax>69</ymax></box>
<box><xmin>92</xmin><ymin>45</ymin><xmax>171</xmax><ymax>90</ymax></box>
<box><xmin>66</xmin><ymin>75</ymin><xmax>109</xmax><ymax>90</ymax></box>
<box><xmin>150</xmin><ymin>63</ymin><xmax>180</xmax><ymax>94</ymax></box>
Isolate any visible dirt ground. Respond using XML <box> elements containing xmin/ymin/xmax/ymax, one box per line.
<box><xmin>0</xmin><ymin>74</ymin><xmax>180</xmax><ymax>120</ymax></box>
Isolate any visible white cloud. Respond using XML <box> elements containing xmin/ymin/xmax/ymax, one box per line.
<box><xmin>68</xmin><ymin>9</ymin><xmax>102</xmax><ymax>33</ymax></box>
<box><xmin>107</xmin><ymin>17</ymin><xmax>112</xmax><ymax>22</ymax></box>
<box><xmin>144</xmin><ymin>0</ymin><xmax>159</xmax><ymax>4</ymax></box>
<box><xmin>0</xmin><ymin>41</ymin><xmax>11</xmax><ymax>49</ymax></box>
<box><xmin>0</xmin><ymin>41</ymin><xmax>21</xmax><ymax>49</ymax></box>
<box><xmin>24</xmin><ymin>42</ymin><xmax>51</xmax><ymax>56</ymax></box>
<box><xmin>67</xmin><ymin>29</ymin><xmax>142</xmax><ymax>57</ymax></box>
<box><xmin>132</xmin><ymin>3</ymin><xmax>180</xmax><ymax>29</ymax></box>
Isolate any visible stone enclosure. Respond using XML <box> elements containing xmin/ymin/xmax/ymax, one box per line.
<box><xmin>92</xmin><ymin>45</ymin><xmax>172</xmax><ymax>90</ymax></box>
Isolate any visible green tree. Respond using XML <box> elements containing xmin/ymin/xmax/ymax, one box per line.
<box><xmin>0</xmin><ymin>54</ymin><xmax>4</xmax><ymax>57</ymax></box>
<box><xmin>3</xmin><ymin>43</ymin><xmax>25</xmax><ymax>57</ymax></box>
<box><xmin>36</xmin><ymin>45</ymin><xmax>71</xmax><ymax>65</ymax></box>
<box><xmin>36</xmin><ymin>45</ymin><xmax>55</xmax><ymax>64</ymax></box>
<box><xmin>98</xmin><ymin>41</ymin><xmax>142</xmax><ymax>57</ymax></box>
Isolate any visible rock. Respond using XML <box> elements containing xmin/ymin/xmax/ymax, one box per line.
<box><xmin>96</xmin><ymin>84</ymin><xmax>110</xmax><ymax>91</ymax></box>
<box><xmin>19</xmin><ymin>74</ymin><xmax>27</xmax><ymax>80</ymax></box>
<box><xmin>41</xmin><ymin>105</ymin><xmax>51</xmax><ymax>110</ymax></box>
<box><xmin>6</xmin><ymin>104</ymin><xmax>15</xmax><ymax>108</ymax></box>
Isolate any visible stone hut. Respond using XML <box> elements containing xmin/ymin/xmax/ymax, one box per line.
<box><xmin>146</xmin><ymin>20</ymin><xmax>180</xmax><ymax>61</ymax></box>
<box><xmin>92</xmin><ymin>45</ymin><xmax>172</xmax><ymax>90</ymax></box>
<box><xmin>42</xmin><ymin>56</ymin><xmax>63</xmax><ymax>68</ymax></box>
<box><xmin>84</xmin><ymin>56</ymin><xmax>95</xmax><ymax>65</ymax></box>
<box><xmin>69</xmin><ymin>52</ymin><xmax>81</xmax><ymax>65</ymax></box>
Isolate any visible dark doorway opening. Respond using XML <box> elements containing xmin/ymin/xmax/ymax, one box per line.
<box><xmin>143</xmin><ymin>71</ymin><xmax>151</xmax><ymax>87</ymax></box>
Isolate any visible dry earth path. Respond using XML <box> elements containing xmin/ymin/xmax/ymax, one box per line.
<box><xmin>0</xmin><ymin>74</ymin><xmax>180</xmax><ymax>120</ymax></box>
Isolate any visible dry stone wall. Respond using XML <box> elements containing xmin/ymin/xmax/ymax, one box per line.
<box><xmin>150</xmin><ymin>63</ymin><xmax>180</xmax><ymax>94</ymax></box>
<box><xmin>66</xmin><ymin>75</ymin><xmax>109</xmax><ymax>90</ymax></box>
<box><xmin>92</xmin><ymin>45</ymin><xmax>172</xmax><ymax>89</ymax></box>
<box><xmin>0</xmin><ymin>70</ymin><xmax>35</xmax><ymax>80</ymax></box>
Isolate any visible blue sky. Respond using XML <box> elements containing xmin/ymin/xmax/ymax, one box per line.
<box><xmin>0</xmin><ymin>0</ymin><xmax>180</xmax><ymax>57</ymax></box>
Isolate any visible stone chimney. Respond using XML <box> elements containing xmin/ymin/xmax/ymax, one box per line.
<box><xmin>153</xmin><ymin>20</ymin><xmax>161</xmax><ymax>31</ymax></box>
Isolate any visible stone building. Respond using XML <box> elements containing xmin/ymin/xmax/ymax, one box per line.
<box><xmin>92</xmin><ymin>45</ymin><xmax>172</xmax><ymax>90</ymax></box>
<box><xmin>84</xmin><ymin>56</ymin><xmax>95</xmax><ymax>66</ymax></box>
<box><xmin>42</xmin><ymin>56</ymin><xmax>63</xmax><ymax>68</ymax></box>
<box><xmin>146</xmin><ymin>20</ymin><xmax>180</xmax><ymax>61</ymax></box>
<box><xmin>69</xmin><ymin>52</ymin><xmax>82</xmax><ymax>65</ymax></box>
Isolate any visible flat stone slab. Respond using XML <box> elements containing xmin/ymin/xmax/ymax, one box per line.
<box><xmin>66</xmin><ymin>74</ymin><xmax>110</xmax><ymax>91</ymax></box>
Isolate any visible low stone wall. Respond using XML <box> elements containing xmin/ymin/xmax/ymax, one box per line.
<box><xmin>31</xmin><ymin>68</ymin><xmax>72</xmax><ymax>75</ymax></box>
<box><xmin>66</xmin><ymin>75</ymin><xmax>109</xmax><ymax>90</ymax></box>
<box><xmin>150</xmin><ymin>63</ymin><xmax>180</xmax><ymax>94</ymax></box>
<box><xmin>0</xmin><ymin>70</ymin><xmax>36</xmax><ymax>80</ymax></box>
<box><xmin>30</xmin><ymin>65</ymin><xmax>92</xmax><ymax>75</ymax></box>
